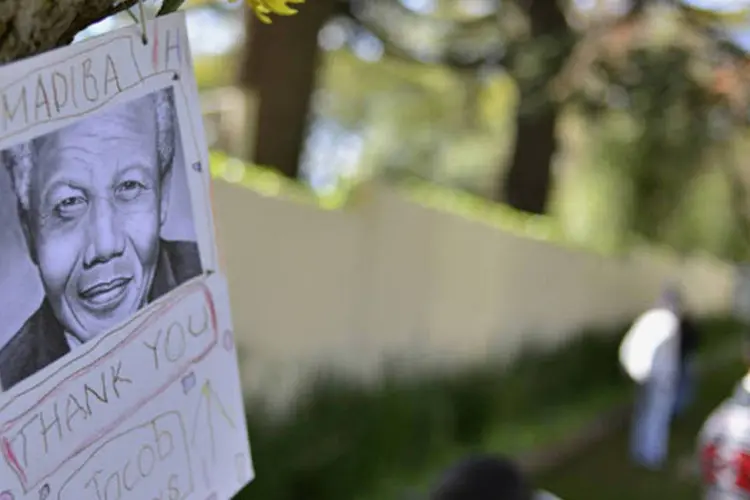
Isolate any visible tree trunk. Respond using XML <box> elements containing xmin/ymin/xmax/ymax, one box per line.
<box><xmin>499</xmin><ymin>0</ymin><xmax>571</xmax><ymax>214</ymax></box>
<box><xmin>0</xmin><ymin>0</ymin><xmax>136</xmax><ymax>63</ymax></box>
<box><xmin>504</xmin><ymin>108</ymin><xmax>559</xmax><ymax>214</ymax></box>
<box><xmin>239</xmin><ymin>0</ymin><xmax>337</xmax><ymax>179</ymax></box>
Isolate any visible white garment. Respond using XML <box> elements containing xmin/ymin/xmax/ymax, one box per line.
<box><xmin>619</xmin><ymin>308</ymin><xmax>680</xmax><ymax>384</ymax></box>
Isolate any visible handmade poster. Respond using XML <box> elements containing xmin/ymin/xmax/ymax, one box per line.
<box><xmin>0</xmin><ymin>12</ymin><xmax>253</xmax><ymax>500</ymax></box>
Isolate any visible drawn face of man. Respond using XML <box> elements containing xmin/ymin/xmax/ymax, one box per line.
<box><xmin>24</xmin><ymin>99</ymin><xmax>169</xmax><ymax>342</ymax></box>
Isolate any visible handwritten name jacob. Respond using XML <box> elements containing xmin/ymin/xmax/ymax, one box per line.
<box><xmin>58</xmin><ymin>412</ymin><xmax>193</xmax><ymax>500</ymax></box>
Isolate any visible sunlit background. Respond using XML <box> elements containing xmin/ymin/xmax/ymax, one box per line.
<box><xmin>71</xmin><ymin>2</ymin><xmax>750</xmax><ymax>498</ymax></box>
<box><xmin>75</xmin><ymin>0</ymin><xmax>750</xmax><ymax>260</ymax></box>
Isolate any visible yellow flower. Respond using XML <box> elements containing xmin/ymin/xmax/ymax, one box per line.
<box><xmin>245</xmin><ymin>0</ymin><xmax>306</xmax><ymax>24</ymax></box>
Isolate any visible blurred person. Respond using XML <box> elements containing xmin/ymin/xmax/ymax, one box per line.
<box><xmin>674</xmin><ymin>311</ymin><xmax>700</xmax><ymax>417</ymax></box>
<box><xmin>697</xmin><ymin>335</ymin><xmax>750</xmax><ymax>498</ymax></box>
<box><xmin>619</xmin><ymin>285</ymin><xmax>682</xmax><ymax>469</ymax></box>
<box><xmin>428</xmin><ymin>454</ymin><xmax>561</xmax><ymax>500</ymax></box>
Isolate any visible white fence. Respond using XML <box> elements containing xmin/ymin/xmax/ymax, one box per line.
<box><xmin>211</xmin><ymin>180</ymin><xmax>735</xmax><ymax>406</ymax></box>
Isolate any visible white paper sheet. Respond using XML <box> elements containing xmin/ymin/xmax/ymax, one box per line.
<box><xmin>0</xmin><ymin>12</ymin><xmax>253</xmax><ymax>499</ymax></box>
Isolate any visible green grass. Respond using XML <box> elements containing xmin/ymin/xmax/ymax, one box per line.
<box><xmin>358</xmin><ymin>389</ymin><xmax>630</xmax><ymax>500</ymax></box>
<box><xmin>236</xmin><ymin>317</ymin><xmax>742</xmax><ymax>500</ymax></box>
<box><xmin>537</xmin><ymin>357</ymin><xmax>745</xmax><ymax>499</ymax></box>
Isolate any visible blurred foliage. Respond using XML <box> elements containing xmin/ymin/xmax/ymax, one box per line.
<box><xmin>189</xmin><ymin>0</ymin><xmax>750</xmax><ymax>260</ymax></box>
<box><xmin>210</xmin><ymin>152</ymin><xmax>596</xmax><ymax>252</ymax></box>
<box><xmin>234</xmin><ymin>315</ymin><xmax>742</xmax><ymax>500</ymax></box>
<box><xmin>210</xmin><ymin>151</ymin><xmax>351</xmax><ymax>209</ymax></box>
<box><xmin>555</xmin><ymin>6</ymin><xmax>746</xmax><ymax>257</ymax></box>
<box><xmin>195</xmin><ymin>52</ymin><xmax>238</xmax><ymax>89</ymax></box>
<box><xmin>315</xmin><ymin>47</ymin><xmax>516</xmax><ymax>197</ymax></box>
<box><xmin>210</xmin><ymin>150</ymin><xmax>740</xmax><ymax>258</ymax></box>
<box><xmin>352</xmin><ymin>0</ymin><xmax>508</xmax><ymax>65</ymax></box>
<box><xmin>400</xmin><ymin>177</ymin><xmax>566</xmax><ymax>246</ymax></box>
<box><xmin>298</xmin><ymin>2</ymin><xmax>750</xmax><ymax>260</ymax></box>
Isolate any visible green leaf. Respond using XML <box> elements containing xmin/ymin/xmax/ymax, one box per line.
<box><xmin>157</xmin><ymin>0</ymin><xmax>188</xmax><ymax>16</ymax></box>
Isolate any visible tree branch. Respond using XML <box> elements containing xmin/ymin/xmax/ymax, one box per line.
<box><xmin>550</xmin><ymin>0</ymin><xmax>650</xmax><ymax>102</ymax></box>
<box><xmin>0</xmin><ymin>0</ymin><xmax>138</xmax><ymax>63</ymax></box>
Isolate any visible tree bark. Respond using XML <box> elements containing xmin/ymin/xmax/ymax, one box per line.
<box><xmin>499</xmin><ymin>0</ymin><xmax>572</xmax><ymax>214</ymax></box>
<box><xmin>499</xmin><ymin>0</ymin><xmax>653</xmax><ymax>214</ymax></box>
<box><xmin>239</xmin><ymin>0</ymin><xmax>337</xmax><ymax>178</ymax></box>
<box><xmin>503</xmin><ymin>109</ymin><xmax>559</xmax><ymax>214</ymax></box>
<box><xmin>0</xmin><ymin>0</ymin><xmax>137</xmax><ymax>63</ymax></box>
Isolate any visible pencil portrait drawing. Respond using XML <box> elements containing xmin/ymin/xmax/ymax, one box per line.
<box><xmin>0</xmin><ymin>87</ymin><xmax>203</xmax><ymax>390</ymax></box>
